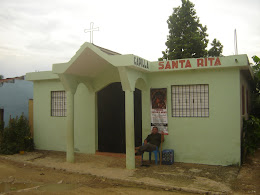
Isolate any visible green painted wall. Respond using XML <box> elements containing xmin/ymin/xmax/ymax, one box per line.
<box><xmin>33</xmin><ymin>80</ymin><xmax>97</xmax><ymax>154</ymax></box>
<box><xmin>74</xmin><ymin>83</ymin><xmax>96</xmax><ymax>154</ymax></box>
<box><xmin>28</xmin><ymin>48</ymin><xmax>252</xmax><ymax>167</ymax></box>
<box><xmin>33</xmin><ymin>80</ymin><xmax>67</xmax><ymax>151</ymax></box>
<box><xmin>240</xmin><ymin>71</ymin><xmax>251</xmax><ymax>120</ymax></box>
<box><xmin>33</xmin><ymin>67</ymin><xmax>244</xmax><ymax>166</ymax></box>
<box><xmin>239</xmin><ymin>71</ymin><xmax>252</xmax><ymax>157</ymax></box>
<box><xmin>142</xmin><ymin>68</ymin><xmax>241</xmax><ymax>166</ymax></box>
<box><xmin>32</xmin><ymin>67</ymin><xmax>122</xmax><ymax>153</ymax></box>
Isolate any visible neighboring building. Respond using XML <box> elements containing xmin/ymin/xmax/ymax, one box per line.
<box><xmin>26</xmin><ymin>42</ymin><xmax>253</xmax><ymax>169</ymax></box>
<box><xmin>0</xmin><ymin>76</ymin><xmax>33</xmax><ymax>127</ymax></box>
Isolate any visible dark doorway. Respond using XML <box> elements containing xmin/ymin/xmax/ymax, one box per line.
<box><xmin>98</xmin><ymin>83</ymin><xmax>125</xmax><ymax>153</ymax></box>
<box><xmin>97</xmin><ymin>82</ymin><xmax>142</xmax><ymax>153</ymax></box>
<box><xmin>134</xmin><ymin>89</ymin><xmax>142</xmax><ymax>147</ymax></box>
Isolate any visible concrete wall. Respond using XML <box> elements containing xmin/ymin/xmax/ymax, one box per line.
<box><xmin>239</xmin><ymin>71</ymin><xmax>252</xmax><ymax>162</ymax></box>
<box><xmin>240</xmin><ymin>71</ymin><xmax>251</xmax><ymax>120</ymax></box>
<box><xmin>26</xmin><ymin>45</ymin><xmax>252</xmax><ymax>168</ymax></box>
<box><xmin>32</xmin><ymin>67</ymin><xmax>244</xmax><ymax>166</ymax></box>
<box><xmin>142</xmin><ymin>68</ymin><xmax>241</xmax><ymax>166</ymax></box>
<box><xmin>33</xmin><ymin>80</ymin><xmax>96</xmax><ymax>154</ymax></box>
<box><xmin>30</xmin><ymin>66</ymin><xmax>250</xmax><ymax>166</ymax></box>
<box><xmin>74</xmin><ymin>83</ymin><xmax>96</xmax><ymax>154</ymax></box>
<box><xmin>31</xmin><ymin>67</ymin><xmax>123</xmax><ymax>154</ymax></box>
<box><xmin>33</xmin><ymin>80</ymin><xmax>67</xmax><ymax>151</ymax></box>
<box><xmin>0</xmin><ymin>79</ymin><xmax>33</xmax><ymax>127</ymax></box>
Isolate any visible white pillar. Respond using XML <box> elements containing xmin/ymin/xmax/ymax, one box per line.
<box><xmin>125</xmin><ymin>90</ymin><xmax>135</xmax><ymax>169</ymax></box>
<box><xmin>66</xmin><ymin>91</ymin><xmax>75</xmax><ymax>163</ymax></box>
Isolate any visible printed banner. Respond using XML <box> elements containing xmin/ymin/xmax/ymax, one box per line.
<box><xmin>150</xmin><ymin>88</ymin><xmax>168</xmax><ymax>135</ymax></box>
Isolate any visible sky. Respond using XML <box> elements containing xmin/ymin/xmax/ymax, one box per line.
<box><xmin>0</xmin><ymin>0</ymin><xmax>260</xmax><ymax>78</ymax></box>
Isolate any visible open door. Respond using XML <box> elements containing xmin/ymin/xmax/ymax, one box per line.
<box><xmin>98</xmin><ymin>83</ymin><xmax>125</xmax><ymax>153</ymax></box>
<box><xmin>97</xmin><ymin>83</ymin><xmax>142</xmax><ymax>153</ymax></box>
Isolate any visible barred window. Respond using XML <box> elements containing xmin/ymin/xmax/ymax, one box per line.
<box><xmin>171</xmin><ymin>84</ymin><xmax>209</xmax><ymax>117</ymax></box>
<box><xmin>51</xmin><ymin>91</ymin><xmax>66</xmax><ymax>117</ymax></box>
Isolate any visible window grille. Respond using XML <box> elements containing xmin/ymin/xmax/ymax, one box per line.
<box><xmin>171</xmin><ymin>84</ymin><xmax>209</xmax><ymax>117</ymax></box>
<box><xmin>51</xmin><ymin>91</ymin><xmax>66</xmax><ymax>117</ymax></box>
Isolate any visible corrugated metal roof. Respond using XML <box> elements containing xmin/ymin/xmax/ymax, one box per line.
<box><xmin>93</xmin><ymin>44</ymin><xmax>121</xmax><ymax>55</ymax></box>
<box><xmin>0</xmin><ymin>76</ymin><xmax>24</xmax><ymax>83</ymax></box>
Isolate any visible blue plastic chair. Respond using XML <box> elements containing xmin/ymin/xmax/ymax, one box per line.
<box><xmin>141</xmin><ymin>145</ymin><xmax>160</xmax><ymax>165</ymax></box>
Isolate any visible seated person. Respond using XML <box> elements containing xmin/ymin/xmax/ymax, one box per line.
<box><xmin>135</xmin><ymin>126</ymin><xmax>164</xmax><ymax>155</ymax></box>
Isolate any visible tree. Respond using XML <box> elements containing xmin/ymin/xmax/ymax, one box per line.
<box><xmin>0</xmin><ymin>75</ymin><xmax>3</xmax><ymax>79</ymax></box>
<box><xmin>208</xmin><ymin>39</ymin><xmax>223</xmax><ymax>57</ymax></box>
<box><xmin>0</xmin><ymin>115</ymin><xmax>34</xmax><ymax>154</ymax></box>
<box><xmin>250</xmin><ymin>55</ymin><xmax>260</xmax><ymax>117</ymax></box>
<box><xmin>252</xmin><ymin>55</ymin><xmax>260</xmax><ymax>74</ymax></box>
<box><xmin>241</xmin><ymin>56</ymin><xmax>260</xmax><ymax>158</ymax></box>
<box><xmin>160</xmin><ymin>0</ymin><xmax>208</xmax><ymax>60</ymax></box>
<box><xmin>252</xmin><ymin>55</ymin><xmax>260</xmax><ymax>93</ymax></box>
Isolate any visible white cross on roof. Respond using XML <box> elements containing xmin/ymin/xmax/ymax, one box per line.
<box><xmin>84</xmin><ymin>22</ymin><xmax>99</xmax><ymax>43</ymax></box>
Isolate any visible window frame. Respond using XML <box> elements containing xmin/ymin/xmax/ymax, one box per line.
<box><xmin>51</xmin><ymin>91</ymin><xmax>67</xmax><ymax>117</ymax></box>
<box><xmin>171</xmin><ymin>84</ymin><xmax>209</xmax><ymax>118</ymax></box>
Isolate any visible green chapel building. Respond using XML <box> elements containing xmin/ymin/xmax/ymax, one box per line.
<box><xmin>26</xmin><ymin>42</ymin><xmax>252</xmax><ymax>169</ymax></box>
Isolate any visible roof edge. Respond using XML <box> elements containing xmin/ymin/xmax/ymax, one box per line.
<box><xmin>26</xmin><ymin>71</ymin><xmax>59</xmax><ymax>81</ymax></box>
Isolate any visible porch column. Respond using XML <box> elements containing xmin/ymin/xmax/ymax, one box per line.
<box><xmin>66</xmin><ymin>90</ymin><xmax>75</xmax><ymax>163</ymax></box>
<box><xmin>125</xmin><ymin>90</ymin><xmax>135</xmax><ymax>169</ymax></box>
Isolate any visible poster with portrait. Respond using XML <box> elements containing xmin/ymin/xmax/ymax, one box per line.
<box><xmin>150</xmin><ymin>88</ymin><xmax>168</xmax><ymax>135</ymax></box>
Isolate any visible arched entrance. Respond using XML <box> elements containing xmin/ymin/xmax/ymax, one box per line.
<box><xmin>97</xmin><ymin>82</ymin><xmax>142</xmax><ymax>153</ymax></box>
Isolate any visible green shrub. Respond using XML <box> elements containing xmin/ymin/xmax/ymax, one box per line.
<box><xmin>0</xmin><ymin>115</ymin><xmax>34</xmax><ymax>154</ymax></box>
<box><xmin>242</xmin><ymin>116</ymin><xmax>260</xmax><ymax>157</ymax></box>
<box><xmin>0</xmin><ymin>120</ymin><xmax>4</xmax><ymax>148</ymax></box>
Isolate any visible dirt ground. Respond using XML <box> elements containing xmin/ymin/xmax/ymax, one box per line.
<box><xmin>0</xmin><ymin>148</ymin><xmax>259</xmax><ymax>194</ymax></box>
<box><xmin>0</xmin><ymin>159</ymin><xmax>190</xmax><ymax>195</ymax></box>
<box><xmin>231</xmin><ymin>148</ymin><xmax>260</xmax><ymax>194</ymax></box>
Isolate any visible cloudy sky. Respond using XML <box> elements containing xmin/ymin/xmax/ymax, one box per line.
<box><xmin>0</xmin><ymin>0</ymin><xmax>259</xmax><ymax>78</ymax></box>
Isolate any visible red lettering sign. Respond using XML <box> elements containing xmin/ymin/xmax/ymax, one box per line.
<box><xmin>185</xmin><ymin>60</ymin><xmax>192</xmax><ymax>68</ymax></box>
<box><xmin>214</xmin><ymin>57</ymin><xmax>221</xmax><ymax>66</ymax></box>
<box><xmin>197</xmin><ymin>59</ymin><xmax>203</xmax><ymax>67</ymax></box>
<box><xmin>172</xmin><ymin>61</ymin><xmax>178</xmax><ymax>69</ymax></box>
<box><xmin>205</xmin><ymin>58</ymin><xmax>208</xmax><ymax>66</ymax></box>
<box><xmin>208</xmin><ymin>58</ymin><xmax>214</xmax><ymax>66</ymax></box>
<box><xmin>158</xmin><ymin>61</ymin><xmax>164</xmax><ymax>69</ymax></box>
<box><xmin>179</xmin><ymin>60</ymin><xmax>185</xmax><ymax>68</ymax></box>
<box><xmin>165</xmin><ymin>61</ymin><xmax>171</xmax><ymax>69</ymax></box>
<box><xmin>158</xmin><ymin>58</ymin><xmax>222</xmax><ymax>70</ymax></box>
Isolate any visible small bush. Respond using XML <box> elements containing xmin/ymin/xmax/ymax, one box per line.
<box><xmin>0</xmin><ymin>115</ymin><xmax>34</xmax><ymax>154</ymax></box>
<box><xmin>0</xmin><ymin>120</ymin><xmax>4</xmax><ymax>147</ymax></box>
<box><xmin>242</xmin><ymin>116</ymin><xmax>260</xmax><ymax>157</ymax></box>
